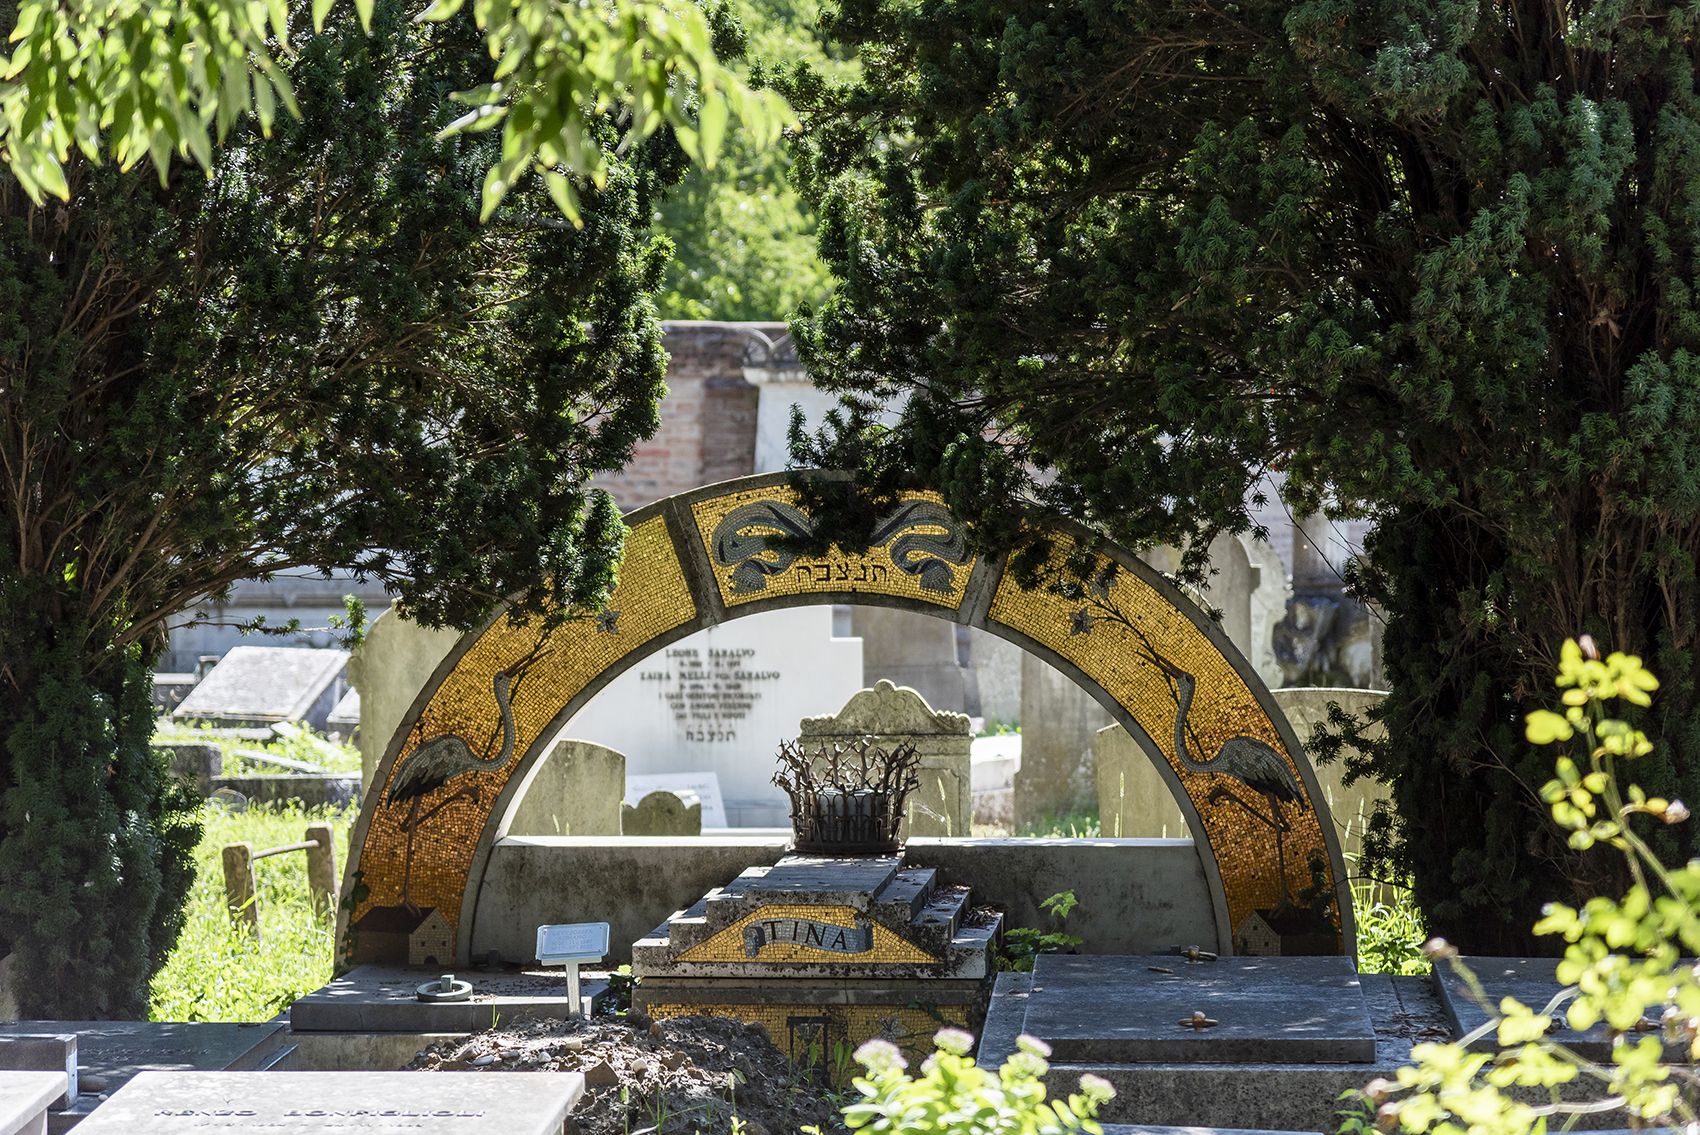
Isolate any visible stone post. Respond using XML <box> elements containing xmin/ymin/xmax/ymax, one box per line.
<box><xmin>222</xmin><ymin>842</ymin><xmax>258</xmax><ymax>937</ymax></box>
<box><xmin>304</xmin><ymin>822</ymin><xmax>337</xmax><ymax>919</ymax></box>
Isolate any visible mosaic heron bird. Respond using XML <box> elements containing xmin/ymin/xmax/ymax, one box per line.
<box><xmin>1152</xmin><ymin>653</ymin><xmax>1303</xmax><ymax>897</ymax></box>
<box><xmin>387</xmin><ymin>666</ymin><xmax>518</xmax><ymax>911</ymax></box>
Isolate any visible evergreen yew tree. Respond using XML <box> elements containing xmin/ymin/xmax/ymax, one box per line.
<box><xmin>787</xmin><ymin>1</ymin><xmax>1700</xmax><ymax>949</ymax></box>
<box><xmin>0</xmin><ymin>0</ymin><xmax>684</xmax><ymax>1015</ymax></box>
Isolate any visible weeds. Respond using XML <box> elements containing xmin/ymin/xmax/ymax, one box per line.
<box><xmin>149</xmin><ymin>801</ymin><xmax>356</xmax><ymax>1021</ymax></box>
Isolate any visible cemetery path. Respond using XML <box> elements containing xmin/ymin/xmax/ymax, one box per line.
<box><xmin>406</xmin><ymin>1013</ymin><xmax>847</xmax><ymax>1135</ymax></box>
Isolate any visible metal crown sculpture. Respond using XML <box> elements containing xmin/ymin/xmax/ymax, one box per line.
<box><xmin>773</xmin><ymin>737</ymin><xmax>921</xmax><ymax>856</ymax></box>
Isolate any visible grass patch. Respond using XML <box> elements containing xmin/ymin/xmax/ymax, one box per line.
<box><xmin>150</xmin><ymin>801</ymin><xmax>356</xmax><ymax>1022</ymax></box>
<box><xmin>1014</xmin><ymin>808</ymin><xmax>1102</xmax><ymax>838</ymax></box>
<box><xmin>153</xmin><ymin>720</ymin><xmax>362</xmax><ymax>775</ymax></box>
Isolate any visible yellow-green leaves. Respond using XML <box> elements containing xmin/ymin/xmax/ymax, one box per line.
<box><xmin>1</xmin><ymin>0</ymin><xmax>791</xmax><ymax>224</ymax></box>
<box><xmin>1372</xmin><ymin>646</ymin><xmax>1700</xmax><ymax>1134</ymax></box>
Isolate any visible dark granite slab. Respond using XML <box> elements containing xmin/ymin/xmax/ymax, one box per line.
<box><xmin>0</xmin><ymin>1022</ymin><xmax>285</xmax><ymax>1098</ymax></box>
<box><xmin>1022</xmin><ymin>955</ymin><xmax>1375</xmax><ymax>1064</ymax></box>
<box><xmin>290</xmin><ymin>966</ymin><xmax>607</xmax><ymax>1033</ymax></box>
<box><xmin>1431</xmin><ymin>956</ymin><xmax>1626</xmax><ymax>1059</ymax></box>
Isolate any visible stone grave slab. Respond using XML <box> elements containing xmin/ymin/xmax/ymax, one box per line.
<box><xmin>626</xmin><ymin>773</ymin><xmax>727</xmax><ymax>828</ymax></box>
<box><xmin>290</xmin><ymin>967</ymin><xmax>608</xmax><ymax>1033</ymax></box>
<box><xmin>173</xmin><ymin>646</ymin><xmax>348</xmax><ymax>729</ymax></box>
<box><xmin>1433</xmin><ymin>956</ymin><xmax>1622</xmax><ymax>1059</ymax></box>
<box><xmin>0</xmin><ymin>1023</ymin><xmax>286</xmax><ymax>1098</ymax></box>
<box><xmin>0</xmin><ymin>1037</ymin><xmax>76</xmax><ymax>1109</ymax></box>
<box><xmin>70</xmin><ymin>1070</ymin><xmax>583</xmax><ymax>1135</ymax></box>
<box><xmin>0</xmin><ymin>1071</ymin><xmax>66</xmax><ymax>1135</ymax></box>
<box><xmin>1022</xmin><ymin>955</ymin><xmax>1375</xmax><ymax>1064</ymax></box>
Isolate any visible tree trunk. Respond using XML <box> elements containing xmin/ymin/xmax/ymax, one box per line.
<box><xmin>0</xmin><ymin>599</ymin><xmax>200</xmax><ymax>1017</ymax></box>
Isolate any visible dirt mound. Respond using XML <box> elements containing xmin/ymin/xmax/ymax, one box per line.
<box><xmin>408</xmin><ymin>1014</ymin><xmax>848</xmax><ymax>1135</ymax></box>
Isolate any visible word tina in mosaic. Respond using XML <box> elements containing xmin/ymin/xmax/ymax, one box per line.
<box><xmin>743</xmin><ymin>917</ymin><xmax>874</xmax><ymax>956</ymax></box>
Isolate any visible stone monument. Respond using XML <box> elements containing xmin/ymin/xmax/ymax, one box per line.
<box><xmin>632</xmin><ymin>737</ymin><xmax>1001</xmax><ymax>1073</ymax></box>
<box><xmin>799</xmin><ymin>680</ymin><xmax>971</xmax><ymax>838</ymax></box>
<box><xmin>172</xmin><ymin>647</ymin><xmax>349</xmax><ymax>731</ymax></box>
<box><xmin>621</xmin><ymin>790</ymin><xmax>703</xmax><ymax>836</ymax></box>
<box><xmin>558</xmin><ymin>607</ymin><xmax>864</xmax><ymax>827</ymax></box>
<box><xmin>504</xmin><ymin>739</ymin><xmax>626</xmax><ymax>837</ymax></box>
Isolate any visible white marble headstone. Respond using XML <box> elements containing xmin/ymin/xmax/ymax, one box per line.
<box><xmin>563</xmin><ymin>607</ymin><xmax>863</xmax><ymax>826</ymax></box>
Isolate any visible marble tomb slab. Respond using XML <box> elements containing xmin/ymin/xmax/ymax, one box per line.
<box><xmin>1022</xmin><ymin>955</ymin><xmax>1375</xmax><ymax>1064</ymax></box>
<box><xmin>70</xmin><ymin>1071</ymin><xmax>584</xmax><ymax>1135</ymax></box>
<box><xmin>0</xmin><ymin>1037</ymin><xmax>76</xmax><ymax>1109</ymax></box>
<box><xmin>0</xmin><ymin>1071</ymin><xmax>66</xmax><ymax>1135</ymax></box>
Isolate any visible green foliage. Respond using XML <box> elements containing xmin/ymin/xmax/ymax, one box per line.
<box><xmin>838</xmin><ymin>1030</ymin><xmax>1112</xmax><ymax>1135</ymax></box>
<box><xmin>1014</xmin><ymin>811</ymin><xmax>1101</xmax><ymax>839</ymax></box>
<box><xmin>150</xmin><ymin>802</ymin><xmax>356</xmax><ymax>1022</ymax></box>
<box><xmin>153</xmin><ymin>721</ymin><xmax>363</xmax><ymax>775</ymax></box>
<box><xmin>1353</xmin><ymin>881</ymin><xmax>1430</xmax><ymax>978</ymax></box>
<box><xmin>0</xmin><ymin>0</ymin><xmax>689</xmax><ymax>1014</ymax></box>
<box><xmin>1362</xmin><ymin>640</ymin><xmax>1700</xmax><ymax>1133</ymax></box>
<box><xmin>651</xmin><ymin>0</ymin><xmax>840</xmax><ymax>320</ymax></box>
<box><xmin>785</xmin><ymin>0</ymin><xmax>1700</xmax><ymax>951</ymax></box>
<box><xmin>0</xmin><ymin>0</ymin><xmax>790</xmax><ymax>222</ymax></box>
<box><xmin>0</xmin><ymin>628</ymin><xmax>200</xmax><ymax>1017</ymax></box>
<box><xmin>997</xmin><ymin>890</ymin><xmax>1083</xmax><ymax>973</ymax></box>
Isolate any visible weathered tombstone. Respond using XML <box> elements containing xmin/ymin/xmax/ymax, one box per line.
<box><xmin>172</xmin><ymin>646</ymin><xmax>350</xmax><ymax>731</ymax></box>
<box><xmin>348</xmin><ymin>605</ymin><xmax>461</xmax><ymax>788</ymax></box>
<box><xmin>68</xmin><ymin>1070</ymin><xmax>585</xmax><ymax>1135</ymax></box>
<box><xmin>505</xmin><ymin>739</ymin><xmax>627</xmax><ymax>837</ymax></box>
<box><xmin>1013</xmin><ymin>655</ymin><xmax>1110</xmax><ymax>828</ymax></box>
<box><xmin>1094</xmin><ymin>723</ymin><xmax>1186</xmax><ymax>839</ymax></box>
<box><xmin>1269</xmin><ymin>687</ymin><xmax>1389</xmax><ymax>876</ymax></box>
<box><xmin>0</xmin><ymin>953</ymin><xmax>12</xmax><ymax>1021</ymax></box>
<box><xmin>151</xmin><ymin>742</ymin><xmax>222</xmax><ymax>797</ymax></box>
<box><xmin>964</xmin><ymin>626</ymin><xmax>1023</xmax><ymax>726</ymax></box>
<box><xmin>0</xmin><ymin>1070</ymin><xmax>64</xmax><ymax>1135</ymax></box>
<box><xmin>798</xmin><ymin>679</ymin><xmax>972</xmax><ymax>838</ymax></box>
<box><xmin>625</xmin><ymin>772</ymin><xmax>728</xmax><ymax>829</ymax></box>
<box><xmin>621</xmin><ymin>790</ymin><xmax>702</xmax><ymax>836</ymax></box>
<box><xmin>561</xmin><ymin>607</ymin><xmax>864</xmax><ymax>827</ymax></box>
<box><xmin>852</xmin><ymin>607</ymin><xmax>970</xmax><ymax>712</ymax></box>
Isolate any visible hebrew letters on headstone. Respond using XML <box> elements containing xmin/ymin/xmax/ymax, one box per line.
<box><xmin>562</xmin><ymin>608</ymin><xmax>864</xmax><ymax>826</ymax></box>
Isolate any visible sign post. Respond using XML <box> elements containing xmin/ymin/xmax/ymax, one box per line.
<box><xmin>535</xmin><ymin>922</ymin><xmax>610</xmax><ymax>1019</ymax></box>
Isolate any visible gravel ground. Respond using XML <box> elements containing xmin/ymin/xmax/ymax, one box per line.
<box><xmin>409</xmin><ymin>1014</ymin><xmax>849</xmax><ymax>1135</ymax></box>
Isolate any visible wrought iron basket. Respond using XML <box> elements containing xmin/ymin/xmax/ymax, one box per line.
<box><xmin>773</xmin><ymin>737</ymin><xmax>921</xmax><ymax>855</ymax></box>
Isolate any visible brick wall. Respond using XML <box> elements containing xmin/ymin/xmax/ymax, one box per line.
<box><xmin>596</xmin><ymin>321</ymin><xmax>776</xmax><ymax>510</ymax></box>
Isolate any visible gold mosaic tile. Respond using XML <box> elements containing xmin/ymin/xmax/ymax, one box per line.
<box><xmin>343</xmin><ymin>478</ymin><xmax>1345</xmax><ymax>963</ymax></box>
<box><xmin>986</xmin><ymin>536</ymin><xmax>1335</xmax><ymax>940</ymax></box>
<box><xmin>690</xmin><ymin>487</ymin><xmax>974</xmax><ymax>609</ymax></box>
<box><xmin>678</xmin><ymin>904</ymin><xmax>938</xmax><ymax>966</ymax></box>
<box><xmin>352</xmin><ymin>516</ymin><xmax>694</xmax><ymax>934</ymax></box>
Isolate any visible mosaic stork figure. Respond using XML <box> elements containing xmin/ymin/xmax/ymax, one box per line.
<box><xmin>1151</xmin><ymin>653</ymin><xmax>1304</xmax><ymax>898</ymax></box>
<box><xmin>387</xmin><ymin>666</ymin><xmax>518</xmax><ymax>912</ymax></box>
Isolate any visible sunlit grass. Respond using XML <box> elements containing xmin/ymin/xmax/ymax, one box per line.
<box><xmin>150</xmin><ymin>802</ymin><xmax>356</xmax><ymax>1022</ymax></box>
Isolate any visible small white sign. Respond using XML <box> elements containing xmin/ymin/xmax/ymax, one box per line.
<box><xmin>536</xmin><ymin>922</ymin><xmax>610</xmax><ymax>966</ymax></box>
<box><xmin>625</xmin><ymin>772</ymin><xmax>728</xmax><ymax>828</ymax></box>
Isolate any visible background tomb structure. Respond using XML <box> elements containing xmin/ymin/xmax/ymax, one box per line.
<box><xmin>337</xmin><ymin>471</ymin><xmax>1354</xmax><ymax>967</ymax></box>
<box><xmin>797</xmin><ymin>680</ymin><xmax>972</xmax><ymax>838</ymax></box>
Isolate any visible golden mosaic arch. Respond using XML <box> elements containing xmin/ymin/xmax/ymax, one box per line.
<box><xmin>337</xmin><ymin>472</ymin><xmax>1354</xmax><ymax>965</ymax></box>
